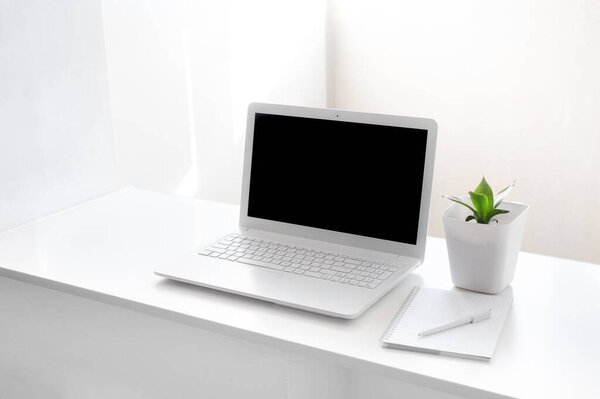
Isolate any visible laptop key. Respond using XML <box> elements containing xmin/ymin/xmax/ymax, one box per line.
<box><xmin>304</xmin><ymin>271</ymin><xmax>324</xmax><ymax>278</ymax></box>
<box><xmin>332</xmin><ymin>266</ymin><xmax>352</xmax><ymax>273</ymax></box>
<box><xmin>368</xmin><ymin>279</ymin><xmax>384</xmax><ymax>289</ymax></box>
<box><xmin>237</xmin><ymin>257</ymin><xmax>285</xmax><ymax>271</ymax></box>
<box><xmin>379</xmin><ymin>271</ymin><xmax>393</xmax><ymax>279</ymax></box>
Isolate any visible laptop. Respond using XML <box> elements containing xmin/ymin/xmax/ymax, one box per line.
<box><xmin>155</xmin><ymin>103</ymin><xmax>437</xmax><ymax>318</ymax></box>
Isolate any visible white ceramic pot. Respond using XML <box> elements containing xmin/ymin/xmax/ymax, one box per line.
<box><xmin>442</xmin><ymin>200</ymin><xmax>529</xmax><ymax>294</ymax></box>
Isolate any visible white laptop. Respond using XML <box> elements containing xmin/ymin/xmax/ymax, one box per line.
<box><xmin>155</xmin><ymin>103</ymin><xmax>437</xmax><ymax>318</ymax></box>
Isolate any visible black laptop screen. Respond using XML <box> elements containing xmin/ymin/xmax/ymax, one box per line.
<box><xmin>247</xmin><ymin>113</ymin><xmax>428</xmax><ymax>245</ymax></box>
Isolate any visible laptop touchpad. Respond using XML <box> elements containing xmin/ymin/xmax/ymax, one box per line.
<box><xmin>177</xmin><ymin>256</ymin><xmax>284</xmax><ymax>294</ymax></box>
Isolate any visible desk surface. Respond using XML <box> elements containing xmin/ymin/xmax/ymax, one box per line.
<box><xmin>0</xmin><ymin>188</ymin><xmax>598</xmax><ymax>399</ymax></box>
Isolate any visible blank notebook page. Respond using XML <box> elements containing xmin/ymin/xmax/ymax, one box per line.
<box><xmin>381</xmin><ymin>286</ymin><xmax>513</xmax><ymax>360</ymax></box>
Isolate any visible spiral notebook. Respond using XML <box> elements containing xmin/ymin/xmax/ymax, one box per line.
<box><xmin>381</xmin><ymin>286</ymin><xmax>512</xmax><ymax>360</ymax></box>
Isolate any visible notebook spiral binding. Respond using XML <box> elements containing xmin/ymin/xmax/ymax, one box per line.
<box><xmin>381</xmin><ymin>285</ymin><xmax>422</xmax><ymax>342</ymax></box>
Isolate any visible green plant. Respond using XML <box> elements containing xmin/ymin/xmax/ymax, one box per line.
<box><xmin>444</xmin><ymin>177</ymin><xmax>515</xmax><ymax>224</ymax></box>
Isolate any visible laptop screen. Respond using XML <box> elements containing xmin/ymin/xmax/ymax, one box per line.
<box><xmin>247</xmin><ymin>113</ymin><xmax>428</xmax><ymax>245</ymax></box>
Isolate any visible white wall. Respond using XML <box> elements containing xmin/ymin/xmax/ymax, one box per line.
<box><xmin>101</xmin><ymin>0</ymin><xmax>327</xmax><ymax>204</ymax></box>
<box><xmin>4</xmin><ymin>0</ymin><xmax>596</xmax><ymax>264</ymax></box>
<box><xmin>328</xmin><ymin>0</ymin><xmax>600</xmax><ymax>264</ymax></box>
<box><xmin>0</xmin><ymin>0</ymin><xmax>117</xmax><ymax>230</ymax></box>
<box><xmin>102</xmin><ymin>0</ymin><xmax>600</xmax><ymax>263</ymax></box>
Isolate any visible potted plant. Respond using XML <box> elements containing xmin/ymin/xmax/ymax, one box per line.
<box><xmin>442</xmin><ymin>177</ymin><xmax>528</xmax><ymax>294</ymax></box>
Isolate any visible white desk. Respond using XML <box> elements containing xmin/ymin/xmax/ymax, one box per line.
<box><xmin>0</xmin><ymin>188</ymin><xmax>598</xmax><ymax>398</ymax></box>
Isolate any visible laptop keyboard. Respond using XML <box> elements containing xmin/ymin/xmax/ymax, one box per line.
<box><xmin>198</xmin><ymin>234</ymin><xmax>400</xmax><ymax>289</ymax></box>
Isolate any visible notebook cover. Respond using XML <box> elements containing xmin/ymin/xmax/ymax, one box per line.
<box><xmin>381</xmin><ymin>286</ymin><xmax>513</xmax><ymax>360</ymax></box>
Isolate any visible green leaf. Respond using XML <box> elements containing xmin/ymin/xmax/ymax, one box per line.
<box><xmin>484</xmin><ymin>208</ymin><xmax>510</xmax><ymax>224</ymax></box>
<box><xmin>465</xmin><ymin>215</ymin><xmax>476</xmax><ymax>222</ymax></box>
<box><xmin>493</xmin><ymin>180</ymin><xmax>516</xmax><ymax>208</ymax></box>
<box><xmin>469</xmin><ymin>191</ymin><xmax>489</xmax><ymax>219</ymax></box>
<box><xmin>443</xmin><ymin>195</ymin><xmax>478</xmax><ymax>215</ymax></box>
<box><xmin>474</xmin><ymin>177</ymin><xmax>494</xmax><ymax>212</ymax></box>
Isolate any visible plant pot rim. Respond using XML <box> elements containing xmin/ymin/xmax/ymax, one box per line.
<box><xmin>442</xmin><ymin>200</ymin><xmax>529</xmax><ymax>228</ymax></box>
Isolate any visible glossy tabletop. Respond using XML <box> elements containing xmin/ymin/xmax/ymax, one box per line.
<box><xmin>0</xmin><ymin>188</ymin><xmax>598</xmax><ymax>399</ymax></box>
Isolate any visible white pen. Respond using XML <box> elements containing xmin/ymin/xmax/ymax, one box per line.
<box><xmin>418</xmin><ymin>308</ymin><xmax>493</xmax><ymax>337</ymax></box>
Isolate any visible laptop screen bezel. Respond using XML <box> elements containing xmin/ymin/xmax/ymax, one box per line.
<box><xmin>239</xmin><ymin>103</ymin><xmax>437</xmax><ymax>262</ymax></box>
